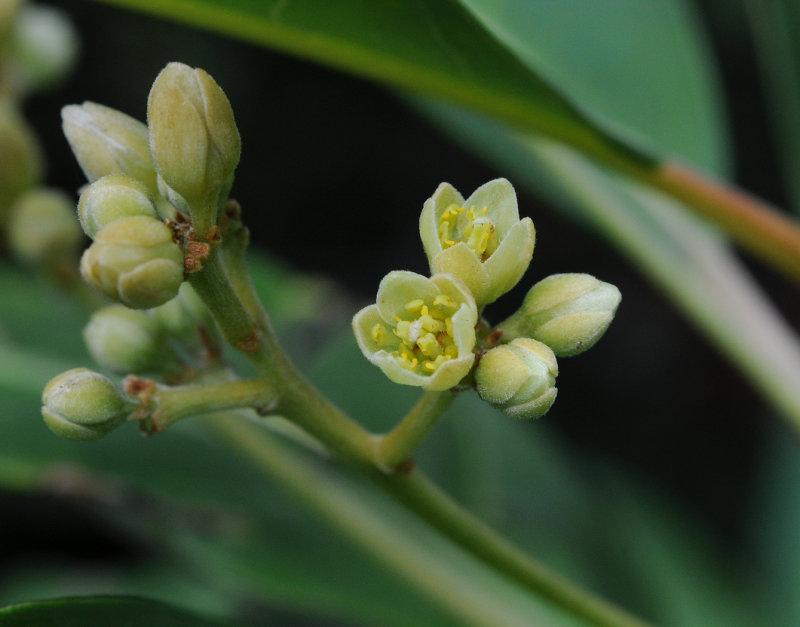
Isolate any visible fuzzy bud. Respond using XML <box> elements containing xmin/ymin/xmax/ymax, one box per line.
<box><xmin>7</xmin><ymin>187</ymin><xmax>82</xmax><ymax>265</ymax></box>
<box><xmin>0</xmin><ymin>100</ymin><xmax>42</xmax><ymax>228</ymax></box>
<box><xmin>77</xmin><ymin>173</ymin><xmax>157</xmax><ymax>238</ymax></box>
<box><xmin>80</xmin><ymin>215</ymin><xmax>184</xmax><ymax>309</ymax></box>
<box><xmin>475</xmin><ymin>338</ymin><xmax>557</xmax><ymax>419</ymax></box>
<box><xmin>61</xmin><ymin>101</ymin><xmax>157</xmax><ymax>194</ymax></box>
<box><xmin>84</xmin><ymin>304</ymin><xmax>177</xmax><ymax>374</ymax></box>
<box><xmin>147</xmin><ymin>62</ymin><xmax>240</xmax><ymax>212</ymax></box>
<box><xmin>500</xmin><ymin>273</ymin><xmax>621</xmax><ymax>357</ymax></box>
<box><xmin>41</xmin><ymin>368</ymin><xmax>133</xmax><ymax>441</ymax></box>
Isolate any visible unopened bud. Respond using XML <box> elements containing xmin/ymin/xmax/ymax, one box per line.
<box><xmin>41</xmin><ymin>368</ymin><xmax>134</xmax><ymax>441</ymax></box>
<box><xmin>475</xmin><ymin>338</ymin><xmax>557</xmax><ymax>420</ymax></box>
<box><xmin>147</xmin><ymin>62</ymin><xmax>240</xmax><ymax>210</ymax></box>
<box><xmin>151</xmin><ymin>282</ymin><xmax>218</xmax><ymax>348</ymax></box>
<box><xmin>78</xmin><ymin>173</ymin><xmax>157</xmax><ymax>238</ymax></box>
<box><xmin>84</xmin><ymin>304</ymin><xmax>176</xmax><ymax>374</ymax></box>
<box><xmin>61</xmin><ymin>101</ymin><xmax>157</xmax><ymax>193</ymax></box>
<box><xmin>500</xmin><ymin>273</ymin><xmax>621</xmax><ymax>357</ymax></box>
<box><xmin>80</xmin><ymin>215</ymin><xmax>184</xmax><ymax>309</ymax></box>
<box><xmin>7</xmin><ymin>187</ymin><xmax>82</xmax><ymax>265</ymax></box>
<box><xmin>0</xmin><ymin>100</ymin><xmax>42</xmax><ymax>227</ymax></box>
<box><xmin>8</xmin><ymin>4</ymin><xmax>78</xmax><ymax>95</ymax></box>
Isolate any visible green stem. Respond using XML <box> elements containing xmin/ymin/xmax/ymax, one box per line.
<box><xmin>195</xmin><ymin>234</ymin><xmax>648</xmax><ymax>626</ymax></box>
<box><xmin>149</xmin><ymin>377</ymin><xmax>277</xmax><ymax>429</ymax></box>
<box><xmin>636</xmin><ymin>160</ymin><xmax>800</xmax><ymax>286</ymax></box>
<box><xmin>377</xmin><ymin>391</ymin><xmax>456</xmax><ymax>469</ymax></box>
<box><xmin>375</xmin><ymin>469</ymin><xmax>652</xmax><ymax>627</ymax></box>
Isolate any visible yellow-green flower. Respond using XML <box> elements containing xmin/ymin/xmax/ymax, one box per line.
<box><xmin>353</xmin><ymin>272</ymin><xmax>478</xmax><ymax>391</ymax></box>
<box><xmin>420</xmin><ymin>178</ymin><xmax>535</xmax><ymax>306</ymax></box>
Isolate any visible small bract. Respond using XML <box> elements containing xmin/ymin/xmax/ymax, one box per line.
<box><xmin>353</xmin><ymin>272</ymin><xmax>478</xmax><ymax>391</ymax></box>
<box><xmin>419</xmin><ymin>178</ymin><xmax>535</xmax><ymax>306</ymax></box>
<box><xmin>80</xmin><ymin>214</ymin><xmax>184</xmax><ymax>309</ymax></box>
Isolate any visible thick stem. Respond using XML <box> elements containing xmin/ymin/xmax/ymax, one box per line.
<box><xmin>150</xmin><ymin>377</ymin><xmax>278</xmax><ymax>429</ymax></box>
<box><xmin>377</xmin><ymin>391</ymin><xmax>456</xmax><ymax>469</ymax></box>
<box><xmin>631</xmin><ymin>159</ymin><xmax>800</xmax><ymax>285</ymax></box>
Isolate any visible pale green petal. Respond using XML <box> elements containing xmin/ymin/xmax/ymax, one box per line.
<box><xmin>502</xmin><ymin>388</ymin><xmax>558</xmax><ymax>420</ymax></box>
<box><xmin>423</xmin><ymin>354</ymin><xmax>474</xmax><ymax>391</ymax></box>
<box><xmin>474</xmin><ymin>346</ymin><xmax>528</xmax><ymax>404</ymax></box>
<box><xmin>483</xmin><ymin>217</ymin><xmax>535</xmax><ymax>303</ymax></box>
<box><xmin>352</xmin><ymin>304</ymin><xmax>399</xmax><ymax>354</ymax></box>
<box><xmin>375</xmin><ymin>271</ymin><xmax>439</xmax><ymax>322</ymax></box>
<box><xmin>420</xmin><ymin>182</ymin><xmax>464</xmax><ymax>263</ymax></box>
<box><xmin>431</xmin><ymin>244</ymin><xmax>490</xmax><ymax>304</ymax></box>
<box><xmin>463</xmin><ymin>178</ymin><xmax>519</xmax><ymax>239</ymax></box>
<box><xmin>371</xmin><ymin>352</ymin><xmax>432</xmax><ymax>387</ymax></box>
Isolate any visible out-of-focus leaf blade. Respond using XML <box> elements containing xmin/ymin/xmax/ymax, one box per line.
<box><xmin>93</xmin><ymin>0</ymin><xmax>654</xmax><ymax>170</ymax></box>
<box><xmin>0</xmin><ymin>596</ymin><xmax>226</xmax><ymax>627</ymax></box>
<box><xmin>745</xmin><ymin>0</ymin><xmax>800</xmax><ymax>214</ymax></box>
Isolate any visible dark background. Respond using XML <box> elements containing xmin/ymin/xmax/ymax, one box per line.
<box><xmin>7</xmin><ymin>0</ymin><xmax>799</xmax><ymax>589</ymax></box>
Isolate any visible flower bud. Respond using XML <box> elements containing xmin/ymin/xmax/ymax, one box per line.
<box><xmin>80</xmin><ymin>215</ymin><xmax>184</xmax><ymax>309</ymax></box>
<box><xmin>475</xmin><ymin>338</ymin><xmax>557</xmax><ymax>420</ymax></box>
<box><xmin>8</xmin><ymin>4</ymin><xmax>78</xmax><ymax>95</ymax></box>
<box><xmin>84</xmin><ymin>304</ymin><xmax>176</xmax><ymax>374</ymax></box>
<box><xmin>501</xmin><ymin>273</ymin><xmax>621</xmax><ymax>357</ymax></box>
<box><xmin>77</xmin><ymin>173</ymin><xmax>157</xmax><ymax>238</ymax></box>
<box><xmin>151</xmin><ymin>282</ymin><xmax>218</xmax><ymax>348</ymax></box>
<box><xmin>41</xmin><ymin>368</ymin><xmax>134</xmax><ymax>441</ymax></box>
<box><xmin>0</xmin><ymin>99</ymin><xmax>42</xmax><ymax>227</ymax></box>
<box><xmin>61</xmin><ymin>101</ymin><xmax>157</xmax><ymax>194</ymax></box>
<box><xmin>147</xmin><ymin>62</ymin><xmax>240</xmax><ymax>208</ymax></box>
<box><xmin>7</xmin><ymin>187</ymin><xmax>82</xmax><ymax>265</ymax></box>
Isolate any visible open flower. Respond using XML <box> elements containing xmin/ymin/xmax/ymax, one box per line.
<box><xmin>419</xmin><ymin>178</ymin><xmax>535</xmax><ymax>306</ymax></box>
<box><xmin>353</xmin><ymin>272</ymin><xmax>478</xmax><ymax>391</ymax></box>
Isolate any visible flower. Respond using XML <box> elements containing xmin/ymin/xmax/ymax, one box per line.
<box><xmin>419</xmin><ymin>178</ymin><xmax>535</xmax><ymax>306</ymax></box>
<box><xmin>353</xmin><ymin>271</ymin><xmax>478</xmax><ymax>391</ymax></box>
<box><xmin>475</xmin><ymin>338</ymin><xmax>558</xmax><ymax>419</ymax></box>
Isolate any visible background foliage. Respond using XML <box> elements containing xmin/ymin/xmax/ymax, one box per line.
<box><xmin>2</xmin><ymin>1</ymin><xmax>800</xmax><ymax>625</ymax></box>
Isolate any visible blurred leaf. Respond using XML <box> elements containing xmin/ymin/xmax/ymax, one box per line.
<box><xmin>458</xmin><ymin>0</ymin><xmax>728</xmax><ymax>173</ymax></box>
<box><xmin>95</xmin><ymin>0</ymin><xmax>654</xmax><ymax>170</ymax></box>
<box><xmin>745</xmin><ymin>0</ymin><xmax>800</xmax><ymax>214</ymax></box>
<box><xmin>0</xmin><ymin>596</ymin><xmax>226</xmax><ymax>627</ymax></box>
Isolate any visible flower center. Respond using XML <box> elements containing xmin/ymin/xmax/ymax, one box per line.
<box><xmin>372</xmin><ymin>295</ymin><xmax>460</xmax><ymax>375</ymax></box>
<box><xmin>438</xmin><ymin>204</ymin><xmax>499</xmax><ymax>261</ymax></box>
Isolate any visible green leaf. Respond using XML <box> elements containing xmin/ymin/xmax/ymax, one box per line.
<box><xmin>0</xmin><ymin>596</ymin><xmax>226</xmax><ymax>627</ymax></box>
<box><xmin>94</xmin><ymin>0</ymin><xmax>654</xmax><ymax>170</ymax></box>
<box><xmin>745</xmin><ymin>0</ymin><xmax>800</xmax><ymax>214</ymax></box>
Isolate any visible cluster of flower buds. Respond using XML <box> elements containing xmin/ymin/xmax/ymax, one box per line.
<box><xmin>61</xmin><ymin>61</ymin><xmax>241</xmax><ymax>309</ymax></box>
<box><xmin>41</xmin><ymin>62</ymin><xmax>238</xmax><ymax>440</ymax></box>
<box><xmin>354</xmin><ymin>178</ymin><xmax>621</xmax><ymax>421</ymax></box>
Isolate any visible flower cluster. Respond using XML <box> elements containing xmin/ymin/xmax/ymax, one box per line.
<box><xmin>353</xmin><ymin>178</ymin><xmax>621</xmax><ymax>420</ymax></box>
<box><xmin>61</xmin><ymin>62</ymin><xmax>241</xmax><ymax>309</ymax></box>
